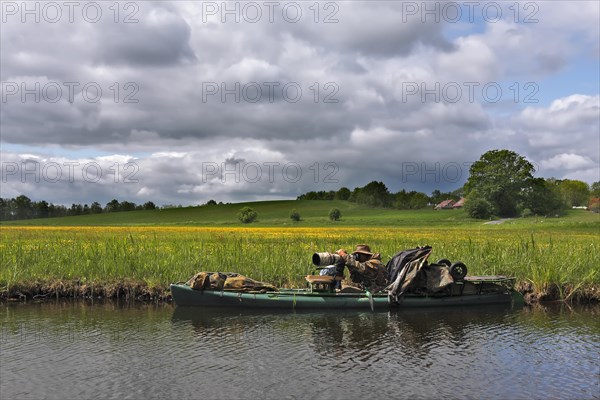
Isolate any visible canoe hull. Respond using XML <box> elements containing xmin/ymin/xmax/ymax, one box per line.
<box><xmin>170</xmin><ymin>284</ymin><xmax>523</xmax><ymax>310</ymax></box>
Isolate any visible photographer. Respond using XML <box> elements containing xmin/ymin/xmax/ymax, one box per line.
<box><xmin>335</xmin><ymin>244</ymin><xmax>388</xmax><ymax>292</ymax></box>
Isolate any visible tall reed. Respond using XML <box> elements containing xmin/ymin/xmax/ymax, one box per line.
<box><xmin>1</xmin><ymin>226</ymin><xmax>598</xmax><ymax>300</ymax></box>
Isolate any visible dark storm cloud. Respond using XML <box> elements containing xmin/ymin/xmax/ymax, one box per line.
<box><xmin>0</xmin><ymin>1</ymin><xmax>457</xmax><ymax>147</ymax></box>
<box><xmin>92</xmin><ymin>6</ymin><xmax>197</xmax><ymax>67</ymax></box>
<box><xmin>279</xmin><ymin>2</ymin><xmax>454</xmax><ymax>57</ymax></box>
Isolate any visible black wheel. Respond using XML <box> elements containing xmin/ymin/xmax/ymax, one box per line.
<box><xmin>450</xmin><ymin>262</ymin><xmax>467</xmax><ymax>281</ymax></box>
<box><xmin>437</xmin><ymin>258</ymin><xmax>451</xmax><ymax>267</ymax></box>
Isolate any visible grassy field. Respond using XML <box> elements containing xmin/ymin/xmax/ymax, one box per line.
<box><xmin>1</xmin><ymin>200</ymin><xmax>478</xmax><ymax>227</ymax></box>
<box><xmin>1</xmin><ymin>201</ymin><xmax>599</xmax><ymax>303</ymax></box>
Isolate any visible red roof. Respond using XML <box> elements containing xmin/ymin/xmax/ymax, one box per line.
<box><xmin>452</xmin><ymin>198</ymin><xmax>465</xmax><ymax>208</ymax></box>
<box><xmin>435</xmin><ymin>199</ymin><xmax>454</xmax><ymax>209</ymax></box>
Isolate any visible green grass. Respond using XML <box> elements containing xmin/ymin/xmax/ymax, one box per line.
<box><xmin>0</xmin><ymin>200</ymin><xmax>479</xmax><ymax>226</ymax></box>
<box><xmin>1</xmin><ymin>201</ymin><xmax>599</xmax><ymax>302</ymax></box>
<box><xmin>6</xmin><ymin>199</ymin><xmax>596</xmax><ymax>227</ymax></box>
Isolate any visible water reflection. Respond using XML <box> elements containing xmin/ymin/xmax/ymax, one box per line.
<box><xmin>1</xmin><ymin>302</ymin><xmax>598</xmax><ymax>400</ymax></box>
<box><xmin>171</xmin><ymin>305</ymin><xmax>517</xmax><ymax>354</ymax></box>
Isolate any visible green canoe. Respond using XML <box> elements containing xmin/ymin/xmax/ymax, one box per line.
<box><xmin>170</xmin><ymin>276</ymin><xmax>524</xmax><ymax>310</ymax></box>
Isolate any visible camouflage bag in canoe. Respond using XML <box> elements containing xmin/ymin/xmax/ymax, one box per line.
<box><xmin>187</xmin><ymin>272</ymin><xmax>227</xmax><ymax>290</ymax></box>
<box><xmin>187</xmin><ymin>272</ymin><xmax>276</xmax><ymax>292</ymax></box>
<box><xmin>222</xmin><ymin>274</ymin><xmax>277</xmax><ymax>292</ymax></box>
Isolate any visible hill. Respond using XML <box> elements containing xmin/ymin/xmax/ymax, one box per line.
<box><xmin>1</xmin><ymin>200</ymin><xmax>597</xmax><ymax>229</ymax></box>
<box><xmin>1</xmin><ymin>200</ymin><xmax>475</xmax><ymax>227</ymax></box>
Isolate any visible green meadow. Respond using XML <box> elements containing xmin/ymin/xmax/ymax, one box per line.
<box><xmin>1</xmin><ymin>201</ymin><xmax>599</xmax><ymax>303</ymax></box>
<box><xmin>1</xmin><ymin>200</ymin><xmax>476</xmax><ymax>226</ymax></box>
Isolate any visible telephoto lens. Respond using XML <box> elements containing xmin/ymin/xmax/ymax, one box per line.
<box><xmin>312</xmin><ymin>252</ymin><xmax>341</xmax><ymax>266</ymax></box>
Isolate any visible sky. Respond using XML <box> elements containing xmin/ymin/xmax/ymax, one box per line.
<box><xmin>1</xmin><ymin>0</ymin><xmax>599</xmax><ymax>206</ymax></box>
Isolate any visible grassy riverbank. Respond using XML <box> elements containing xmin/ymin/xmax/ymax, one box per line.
<box><xmin>1</xmin><ymin>202</ymin><xmax>598</xmax><ymax>303</ymax></box>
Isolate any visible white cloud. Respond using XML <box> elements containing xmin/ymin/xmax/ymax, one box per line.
<box><xmin>514</xmin><ymin>95</ymin><xmax>599</xmax><ymax>158</ymax></box>
<box><xmin>540</xmin><ymin>153</ymin><xmax>596</xmax><ymax>171</ymax></box>
<box><xmin>1</xmin><ymin>1</ymin><xmax>598</xmax><ymax>205</ymax></box>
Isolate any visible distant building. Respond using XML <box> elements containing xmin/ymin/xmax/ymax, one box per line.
<box><xmin>589</xmin><ymin>197</ymin><xmax>600</xmax><ymax>212</ymax></box>
<box><xmin>435</xmin><ymin>199</ymin><xmax>455</xmax><ymax>210</ymax></box>
<box><xmin>452</xmin><ymin>198</ymin><xmax>465</xmax><ymax>208</ymax></box>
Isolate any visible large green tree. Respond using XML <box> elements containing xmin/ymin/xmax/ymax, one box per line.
<box><xmin>464</xmin><ymin>149</ymin><xmax>535</xmax><ymax>217</ymax></box>
<box><xmin>354</xmin><ymin>181</ymin><xmax>392</xmax><ymax>207</ymax></box>
<box><xmin>590</xmin><ymin>181</ymin><xmax>600</xmax><ymax>197</ymax></box>
<box><xmin>557</xmin><ymin>179</ymin><xmax>590</xmax><ymax>207</ymax></box>
<box><xmin>522</xmin><ymin>178</ymin><xmax>566</xmax><ymax>216</ymax></box>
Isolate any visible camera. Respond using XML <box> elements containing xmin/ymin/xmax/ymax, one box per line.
<box><xmin>312</xmin><ymin>252</ymin><xmax>342</xmax><ymax>266</ymax></box>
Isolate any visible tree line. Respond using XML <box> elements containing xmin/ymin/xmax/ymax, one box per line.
<box><xmin>3</xmin><ymin>150</ymin><xmax>599</xmax><ymax>221</ymax></box>
<box><xmin>0</xmin><ymin>196</ymin><xmax>157</xmax><ymax>221</ymax></box>
<box><xmin>298</xmin><ymin>150</ymin><xmax>600</xmax><ymax>219</ymax></box>
<box><xmin>297</xmin><ymin>183</ymin><xmax>462</xmax><ymax>209</ymax></box>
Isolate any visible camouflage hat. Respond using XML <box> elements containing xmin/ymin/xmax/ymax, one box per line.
<box><xmin>352</xmin><ymin>244</ymin><xmax>373</xmax><ymax>255</ymax></box>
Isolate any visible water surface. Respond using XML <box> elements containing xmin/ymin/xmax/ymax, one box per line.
<box><xmin>1</xmin><ymin>301</ymin><xmax>598</xmax><ymax>399</ymax></box>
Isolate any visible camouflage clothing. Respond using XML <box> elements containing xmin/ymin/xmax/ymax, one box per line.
<box><xmin>338</xmin><ymin>253</ymin><xmax>388</xmax><ymax>292</ymax></box>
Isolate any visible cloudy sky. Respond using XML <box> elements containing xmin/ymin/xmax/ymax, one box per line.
<box><xmin>1</xmin><ymin>1</ymin><xmax>599</xmax><ymax>206</ymax></box>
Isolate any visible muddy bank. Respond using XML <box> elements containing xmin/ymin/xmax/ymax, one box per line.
<box><xmin>2</xmin><ymin>279</ymin><xmax>599</xmax><ymax>305</ymax></box>
<box><xmin>515</xmin><ymin>281</ymin><xmax>600</xmax><ymax>305</ymax></box>
<box><xmin>1</xmin><ymin>279</ymin><xmax>173</xmax><ymax>303</ymax></box>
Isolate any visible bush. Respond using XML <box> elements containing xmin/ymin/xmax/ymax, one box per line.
<box><xmin>521</xmin><ymin>208</ymin><xmax>534</xmax><ymax>218</ymax></box>
<box><xmin>464</xmin><ymin>195</ymin><xmax>493</xmax><ymax>219</ymax></box>
<box><xmin>237</xmin><ymin>207</ymin><xmax>258</xmax><ymax>224</ymax></box>
<box><xmin>290</xmin><ymin>209</ymin><xmax>301</xmax><ymax>222</ymax></box>
<box><xmin>328</xmin><ymin>208</ymin><xmax>341</xmax><ymax>221</ymax></box>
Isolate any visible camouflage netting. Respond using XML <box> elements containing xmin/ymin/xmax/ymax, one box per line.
<box><xmin>387</xmin><ymin>246</ymin><xmax>456</xmax><ymax>303</ymax></box>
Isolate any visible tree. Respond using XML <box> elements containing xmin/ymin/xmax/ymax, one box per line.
<box><xmin>394</xmin><ymin>190</ymin><xmax>429</xmax><ymax>209</ymax></box>
<box><xmin>523</xmin><ymin>178</ymin><xmax>566</xmax><ymax>216</ymax></box>
<box><xmin>297</xmin><ymin>191</ymin><xmax>335</xmax><ymax>200</ymax></box>
<box><xmin>429</xmin><ymin>189</ymin><xmax>459</xmax><ymax>207</ymax></box>
<box><xmin>143</xmin><ymin>201</ymin><xmax>157</xmax><ymax>210</ymax></box>
<box><xmin>35</xmin><ymin>200</ymin><xmax>50</xmax><ymax>218</ymax></box>
<box><xmin>464</xmin><ymin>149</ymin><xmax>535</xmax><ymax>217</ymax></box>
<box><xmin>70</xmin><ymin>203</ymin><xmax>83</xmax><ymax>215</ymax></box>
<box><xmin>430</xmin><ymin>189</ymin><xmax>443</xmax><ymax>205</ymax></box>
<box><xmin>394</xmin><ymin>190</ymin><xmax>411</xmax><ymax>209</ymax></box>
<box><xmin>353</xmin><ymin>181</ymin><xmax>392</xmax><ymax>207</ymax></box>
<box><xmin>464</xmin><ymin>191</ymin><xmax>493</xmax><ymax>219</ymax></box>
<box><xmin>0</xmin><ymin>198</ymin><xmax>11</xmax><ymax>220</ymax></box>
<box><xmin>348</xmin><ymin>187</ymin><xmax>361</xmax><ymax>202</ymax></box>
<box><xmin>328</xmin><ymin>208</ymin><xmax>341</xmax><ymax>221</ymax></box>
<box><xmin>557</xmin><ymin>179</ymin><xmax>590</xmax><ymax>207</ymax></box>
<box><xmin>120</xmin><ymin>201</ymin><xmax>136</xmax><ymax>212</ymax></box>
<box><xmin>591</xmin><ymin>181</ymin><xmax>600</xmax><ymax>197</ymax></box>
<box><xmin>237</xmin><ymin>207</ymin><xmax>258</xmax><ymax>224</ymax></box>
<box><xmin>90</xmin><ymin>202</ymin><xmax>103</xmax><ymax>214</ymax></box>
<box><xmin>105</xmin><ymin>199</ymin><xmax>120</xmax><ymax>212</ymax></box>
<box><xmin>14</xmin><ymin>195</ymin><xmax>32</xmax><ymax>219</ymax></box>
<box><xmin>409</xmin><ymin>192</ymin><xmax>429</xmax><ymax>209</ymax></box>
<box><xmin>290</xmin><ymin>209</ymin><xmax>301</xmax><ymax>222</ymax></box>
<box><xmin>334</xmin><ymin>187</ymin><xmax>351</xmax><ymax>200</ymax></box>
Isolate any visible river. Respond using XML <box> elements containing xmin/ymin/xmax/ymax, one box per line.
<box><xmin>1</xmin><ymin>301</ymin><xmax>598</xmax><ymax>399</ymax></box>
